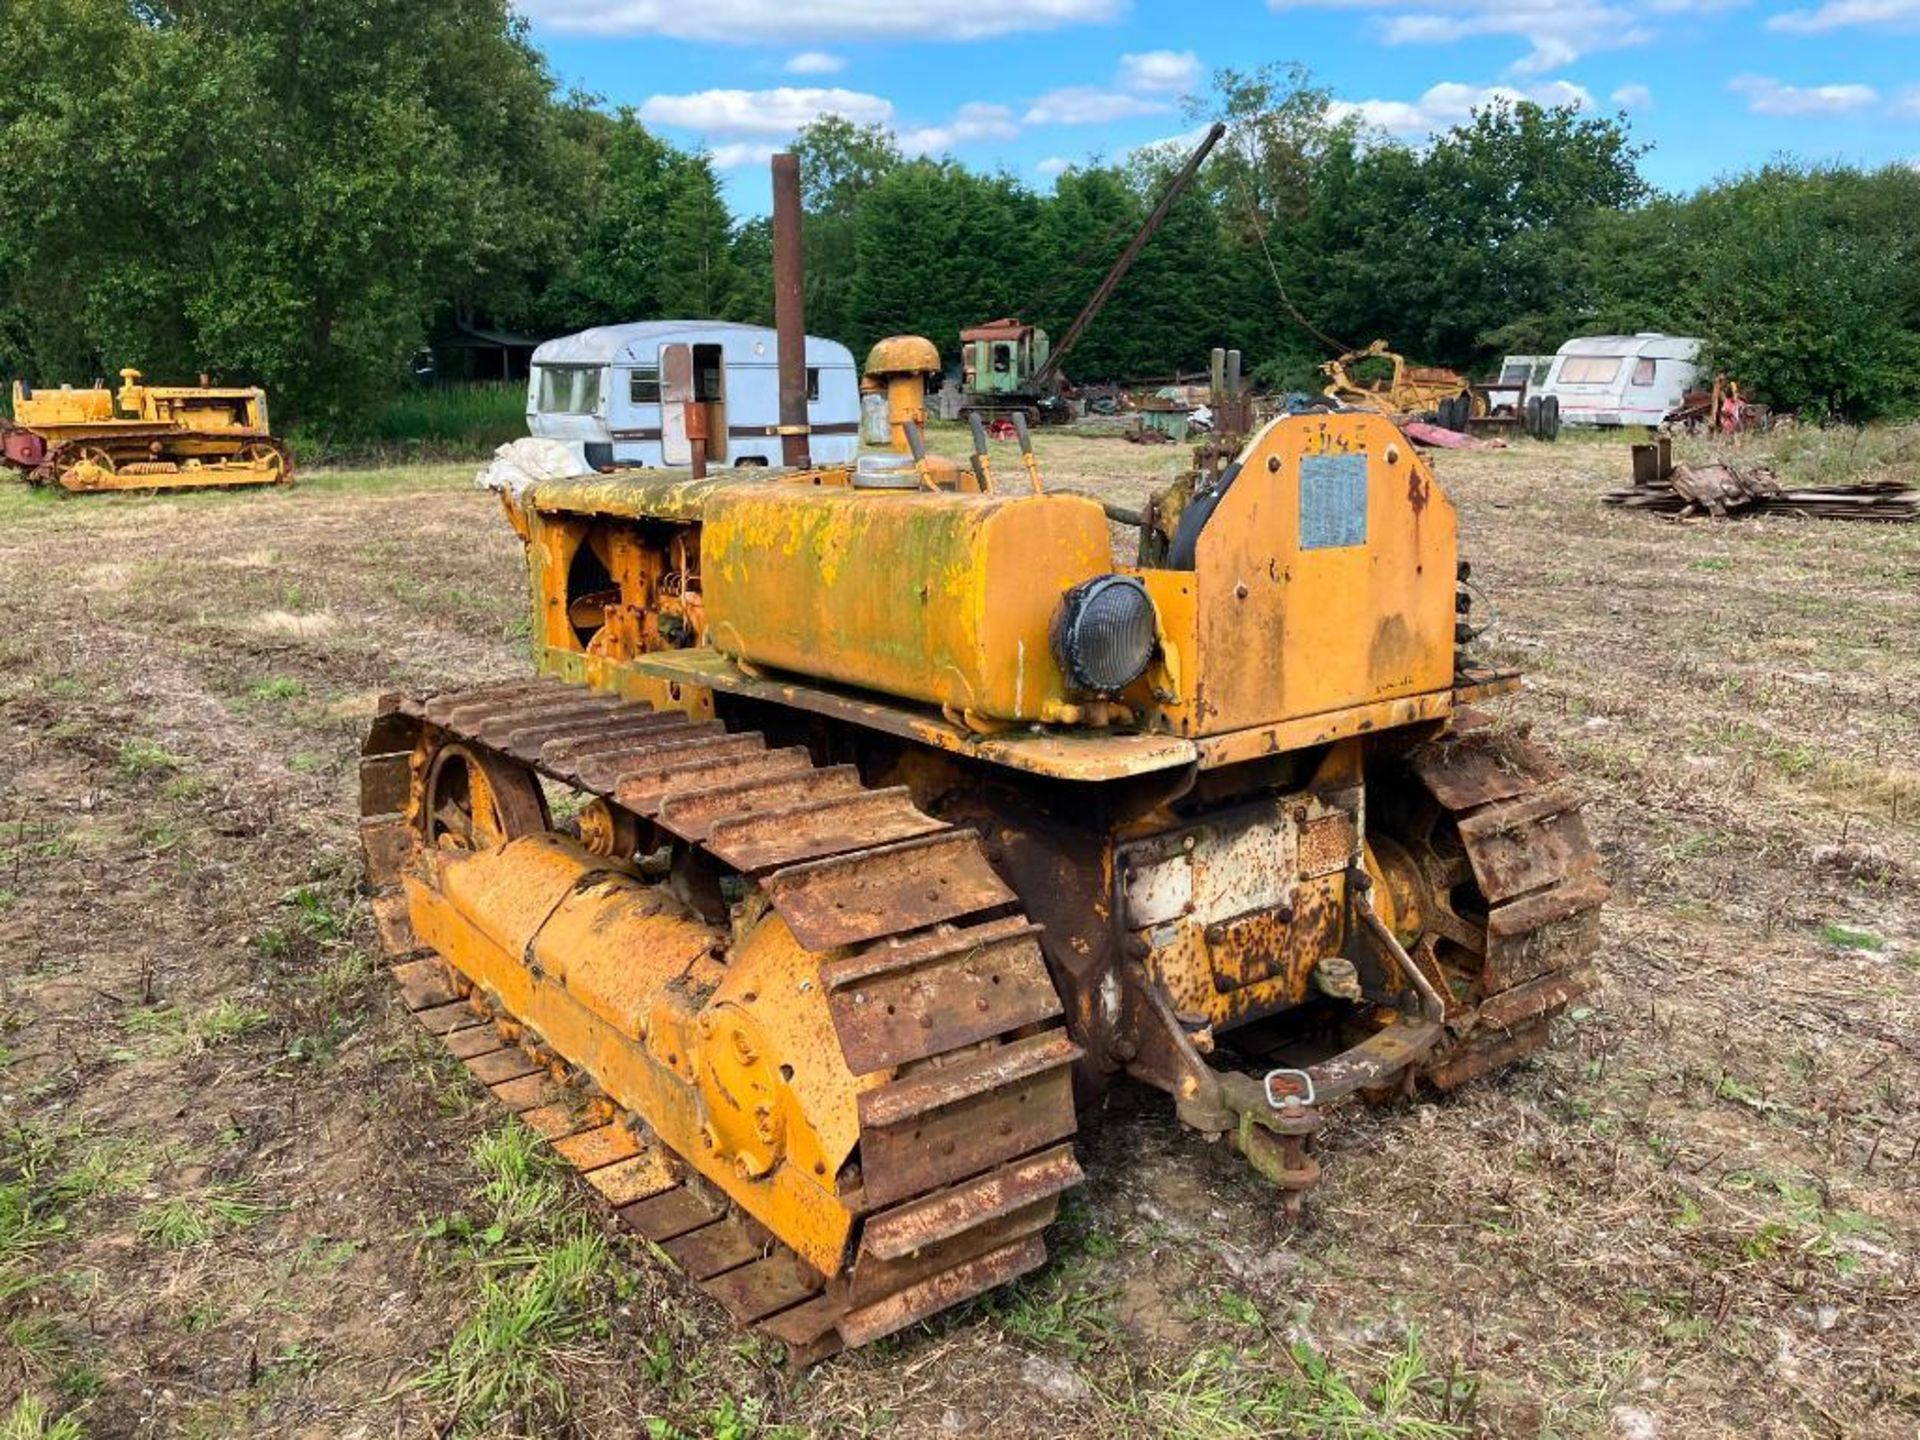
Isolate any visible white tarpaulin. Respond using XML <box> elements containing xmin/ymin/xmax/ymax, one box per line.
<box><xmin>475</xmin><ymin>436</ymin><xmax>590</xmax><ymax>498</ymax></box>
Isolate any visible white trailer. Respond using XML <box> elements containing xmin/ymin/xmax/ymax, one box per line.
<box><xmin>1536</xmin><ymin>333</ymin><xmax>1701</xmax><ymax>427</ymax></box>
<box><xmin>527</xmin><ymin>321</ymin><xmax>860</xmax><ymax>469</ymax></box>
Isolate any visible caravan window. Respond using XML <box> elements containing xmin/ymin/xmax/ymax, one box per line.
<box><xmin>538</xmin><ymin>365</ymin><xmax>601</xmax><ymax>414</ymax></box>
<box><xmin>806</xmin><ymin>367</ymin><xmax>821</xmax><ymax>402</ymax></box>
<box><xmin>1499</xmin><ymin>361</ymin><xmax>1532</xmax><ymax>384</ymax></box>
<box><xmin>629</xmin><ymin>365</ymin><xmax>661</xmax><ymax>405</ymax></box>
<box><xmin>1559</xmin><ymin>356</ymin><xmax>1622</xmax><ymax>384</ymax></box>
<box><xmin>1630</xmin><ymin>357</ymin><xmax>1657</xmax><ymax>386</ymax></box>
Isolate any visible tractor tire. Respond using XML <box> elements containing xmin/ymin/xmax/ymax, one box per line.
<box><xmin>1540</xmin><ymin>395</ymin><xmax>1561</xmax><ymax>441</ymax></box>
<box><xmin>1524</xmin><ymin>396</ymin><xmax>1543</xmax><ymax>439</ymax></box>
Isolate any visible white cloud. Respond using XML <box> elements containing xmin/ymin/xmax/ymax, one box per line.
<box><xmin>642</xmin><ymin>89</ymin><xmax>1023</xmax><ymax>166</ymax></box>
<box><xmin>1036</xmin><ymin>156</ymin><xmax>1073</xmax><ymax>177</ymax></box>
<box><xmin>638</xmin><ymin>86</ymin><xmax>894</xmax><ymax>137</ymax></box>
<box><xmin>783</xmin><ymin>50</ymin><xmax>845</xmax><ymax>74</ymax></box>
<box><xmin>1894</xmin><ymin>87</ymin><xmax>1920</xmax><ymax>118</ymax></box>
<box><xmin>1023</xmin><ymin>85</ymin><xmax>1172</xmax><ymax>125</ymax></box>
<box><xmin>1329</xmin><ymin>79</ymin><xmax>1594</xmax><ymax>136</ymax></box>
<box><xmin>1728</xmin><ymin>73</ymin><xmax>1879</xmax><ymax>116</ymax></box>
<box><xmin>1611</xmin><ymin>82</ymin><xmax>1654</xmax><ymax>109</ymax></box>
<box><xmin>1116</xmin><ymin>49</ymin><xmax>1201</xmax><ymax>94</ymax></box>
<box><xmin>1263</xmin><ymin>0</ymin><xmax>1750</xmax><ymax>74</ymax></box>
<box><xmin>709</xmin><ymin>142</ymin><xmax>784</xmax><ymax>169</ymax></box>
<box><xmin>1768</xmin><ymin>0</ymin><xmax>1920</xmax><ymax>31</ymax></box>
<box><xmin>898</xmin><ymin>103</ymin><xmax>1021</xmax><ymax>155</ymax></box>
<box><xmin>517</xmin><ymin>0</ymin><xmax>1127</xmax><ymax>41</ymax></box>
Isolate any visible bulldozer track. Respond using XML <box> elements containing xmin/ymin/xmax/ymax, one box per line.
<box><xmin>1395</xmin><ymin>727</ymin><xmax>1608</xmax><ymax>1087</ymax></box>
<box><xmin>359</xmin><ymin>675</ymin><xmax>1084</xmax><ymax>1363</ymax></box>
<box><xmin>29</xmin><ymin>430</ymin><xmax>293</xmax><ymax>491</ymax></box>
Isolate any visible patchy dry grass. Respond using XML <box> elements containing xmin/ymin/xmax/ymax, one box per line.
<box><xmin>0</xmin><ymin>432</ymin><xmax>1913</xmax><ymax>1436</ymax></box>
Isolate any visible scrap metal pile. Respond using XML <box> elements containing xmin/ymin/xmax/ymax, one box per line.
<box><xmin>1609</xmin><ymin>438</ymin><xmax>1920</xmax><ymax>522</ymax></box>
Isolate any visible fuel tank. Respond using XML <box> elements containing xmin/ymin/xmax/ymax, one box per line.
<box><xmin>700</xmin><ymin>484</ymin><xmax>1112</xmax><ymax>724</ymax></box>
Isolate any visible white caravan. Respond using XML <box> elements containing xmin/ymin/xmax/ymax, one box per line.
<box><xmin>527</xmin><ymin>321</ymin><xmax>860</xmax><ymax>469</ymax></box>
<box><xmin>1536</xmin><ymin>334</ymin><xmax>1701</xmax><ymax>427</ymax></box>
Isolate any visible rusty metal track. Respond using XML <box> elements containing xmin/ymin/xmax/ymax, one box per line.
<box><xmin>359</xmin><ymin>675</ymin><xmax>1083</xmax><ymax>1362</ymax></box>
<box><xmin>1404</xmin><ymin>729</ymin><xmax>1609</xmax><ymax>1085</ymax></box>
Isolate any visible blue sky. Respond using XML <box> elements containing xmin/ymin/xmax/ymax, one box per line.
<box><xmin>517</xmin><ymin>0</ymin><xmax>1920</xmax><ymax>212</ymax></box>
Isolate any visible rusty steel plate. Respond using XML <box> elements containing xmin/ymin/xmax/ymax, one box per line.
<box><xmin>1457</xmin><ymin>788</ymin><xmax>1599</xmax><ymax>904</ymax></box>
<box><xmin>665</xmin><ymin>1216</ymin><xmax>771</xmax><ymax>1281</ymax></box>
<box><xmin>519</xmin><ymin>1101</ymin><xmax>594</xmax><ymax>1139</ymax></box>
<box><xmin>1426</xmin><ymin>1016</ymin><xmax>1551</xmax><ymax>1090</ymax></box>
<box><xmin>858</xmin><ymin>1034</ymin><xmax>1080</xmax><ymax>1209</ymax></box>
<box><xmin>583</xmin><ymin>1151</ymin><xmax>680</xmax><ymax>1207</ymax></box>
<box><xmin>392</xmin><ymin>958</ymin><xmax>457</xmax><ymax>1012</ymax></box>
<box><xmin>860</xmin><ymin>1144</ymin><xmax>1082</xmax><ymax>1263</ymax></box>
<box><xmin>823</xmin><ymin>920</ymin><xmax>1061</xmax><ymax>1076</ymax></box>
<box><xmin>571</xmin><ymin>731</ymin><xmax>765</xmax><ymax>793</ymax></box>
<box><xmin>371</xmin><ymin>893</ymin><xmax>417</xmax><ymax>955</ymax></box>
<box><xmin>1407</xmin><ymin>738</ymin><xmax>1537</xmax><ymax>812</ymax></box>
<box><xmin>655</xmin><ymin>765</ymin><xmax>865</xmax><ymax>842</ymax></box>
<box><xmin>359</xmin><ymin>751</ymin><xmax>411</xmax><ymax>817</ymax></box>
<box><xmin>553</xmin><ymin>1123</ymin><xmax>643</xmax><ymax>1172</ymax></box>
<box><xmin>763</xmin><ymin>831</ymin><xmax>1017</xmax><ymax>951</ymax></box>
<box><xmin>418</xmin><ymin>679</ymin><xmax>559</xmax><ymax>727</ymax></box>
<box><xmin>1485</xmin><ymin>880</ymin><xmax>1608</xmax><ymax>992</ymax></box>
<box><xmin>703</xmin><ymin>1251</ymin><xmax>822</xmax><ymax>1325</ymax></box>
<box><xmin>616</xmin><ymin>746</ymin><xmax>813</xmax><ymax>816</ymax></box>
<box><xmin>1476</xmin><ymin>962</ymin><xmax>1597</xmax><ymax>1031</ymax></box>
<box><xmin>540</xmin><ymin>717</ymin><xmax>720</xmax><ymax>768</ymax></box>
<box><xmin>618</xmin><ymin>1185</ymin><xmax>729</xmax><ymax>1242</ymax></box>
<box><xmin>838</xmin><ymin>1235</ymin><xmax>1046</xmax><ymax>1349</ymax></box>
<box><xmin>412</xmin><ymin>1000</ymin><xmax>483</xmax><ymax>1036</ymax></box>
<box><xmin>361</xmin><ymin>820</ymin><xmax>413</xmax><ymax>893</ymax></box>
<box><xmin>430</xmin><ymin>681</ymin><xmax>574</xmax><ymax>730</ymax></box>
<box><xmin>466</xmin><ymin>1048</ymin><xmax>540</xmax><ymax>1086</ymax></box>
<box><xmin>497</xmin><ymin>701</ymin><xmax>644</xmax><ymax>754</ymax></box>
<box><xmin>490</xmin><ymin>1073</ymin><xmax>567</xmax><ymax>1114</ymax></box>
<box><xmin>703</xmin><ymin>788</ymin><xmax>946</xmax><ymax>874</ymax></box>
<box><xmin>444</xmin><ymin>1027</ymin><xmax>504</xmax><ymax>1060</ymax></box>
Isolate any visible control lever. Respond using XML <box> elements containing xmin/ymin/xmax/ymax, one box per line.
<box><xmin>902</xmin><ymin>420</ymin><xmax>937</xmax><ymax>491</ymax></box>
<box><xmin>966</xmin><ymin>412</ymin><xmax>996</xmax><ymax>493</ymax></box>
<box><xmin>1010</xmin><ymin>412</ymin><xmax>1044</xmax><ymax>493</ymax></box>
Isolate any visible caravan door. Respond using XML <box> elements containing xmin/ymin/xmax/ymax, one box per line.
<box><xmin>659</xmin><ymin>341</ymin><xmax>728</xmax><ymax>464</ymax></box>
<box><xmin>660</xmin><ymin>344</ymin><xmax>694</xmax><ymax>464</ymax></box>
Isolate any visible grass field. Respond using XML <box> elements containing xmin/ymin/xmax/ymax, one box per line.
<box><xmin>0</xmin><ymin>428</ymin><xmax>1915</xmax><ymax>1438</ymax></box>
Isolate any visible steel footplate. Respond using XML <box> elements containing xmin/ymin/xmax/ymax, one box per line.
<box><xmin>359</xmin><ymin>675</ymin><xmax>1082</xmax><ymax>1362</ymax></box>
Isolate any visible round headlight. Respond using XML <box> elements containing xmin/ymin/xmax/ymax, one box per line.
<box><xmin>1052</xmin><ymin>575</ymin><xmax>1157</xmax><ymax>694</ymax></box>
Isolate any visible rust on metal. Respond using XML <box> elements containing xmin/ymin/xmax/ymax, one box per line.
<box><xmin>761</xmin><ymin>831</ymin><xmax>1016</xmax><ymax>951</ymax></box>
<box><xmin>822</xmin><ymin>919</ymin><xmax>1060</xmax><ymax>1075</ymax></box>
<box><xmin>860</xmin><ymin>1145</ymin><xmax>1083</xmax><ymax>1261</ymax></box>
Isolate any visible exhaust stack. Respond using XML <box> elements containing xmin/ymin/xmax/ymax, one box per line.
<box><xmin>771</xmin><ymin>152</ymin><xmax>811</xmax><ymax>470</ymax></box>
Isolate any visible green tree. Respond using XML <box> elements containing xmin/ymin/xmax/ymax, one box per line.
<box><xmin>656</xmin><ymin>155</ymin><xmax>743</xmax><ymax>319</ymax></box>
<box><xmin>0</xmin><ymin>0</ymin><xmax>578</xmax><ymax>417</ymax></box>
<box><xmin>851</xmin><ymin>161</ymin><xmax>1043</xmax><ymax>360</ymax></box>
<box><xmin>793</xmin><ymin>117</ymin><xmax>902</xmax><ymax>343</ymax></box>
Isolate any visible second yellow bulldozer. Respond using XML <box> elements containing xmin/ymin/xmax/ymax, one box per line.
<box><xmin>2</xmin><ymin>368</ymin><xmax>292</xmax><ymax>492</ymax></box>
<box><xmin>358</xmin><ymin>155</ymin><xmax>1605</xmax><ymax>1362</ymax></box>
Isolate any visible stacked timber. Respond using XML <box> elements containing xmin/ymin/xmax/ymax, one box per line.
<box><xmin>1607</xmin><ymin>441</ymin><xmax>1920</xmax><ymax>522</ymax></box>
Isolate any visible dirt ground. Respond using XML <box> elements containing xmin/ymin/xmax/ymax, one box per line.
<box><xmin>1</xmin><ymin>427</ymin><xmax>1915</xmax><ymax>1439</ymax></box>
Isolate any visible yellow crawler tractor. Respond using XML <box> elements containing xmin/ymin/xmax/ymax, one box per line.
<box><xmin>359</xmin><ymin>156</ymin><xmax>1605</xmax><ymax>1362</ymax></box>
<box><xmin>1</xmin><ymin>369</ymin><xmax>292</xmax><ymax>492</ymax></box>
